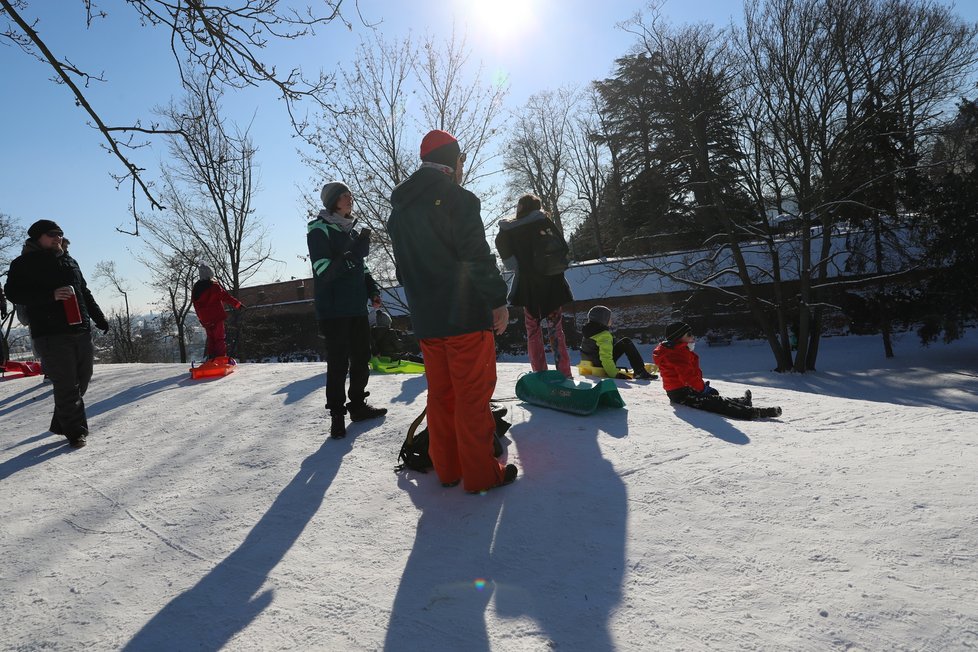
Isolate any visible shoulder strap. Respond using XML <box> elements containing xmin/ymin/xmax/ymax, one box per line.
<box><xmin>406</xmin><ymin>407</ymin><xmax>427</xmax><ymax>446</ymax></box>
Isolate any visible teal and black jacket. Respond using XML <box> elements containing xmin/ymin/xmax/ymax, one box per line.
<box><xmin>306</xmin><ymin>218</ymin><xmax>379</xmax><ymax>320</ymax></box>
<box><xmin>387</xmin><ymin>166</ymin><xmax>507</xmax><ymax>339</ymax></box>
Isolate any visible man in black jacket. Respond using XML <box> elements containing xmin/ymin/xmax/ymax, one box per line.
<box><xmin>388</xmin><ymin>129</ymin><xmax>517</xmax><ymax>493</ymax></box>
<box><xmin>3</xmin><ymin>220</ymin><xmax>109</xmax><ymax>448</ymax></box>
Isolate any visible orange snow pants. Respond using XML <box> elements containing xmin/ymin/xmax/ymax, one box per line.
<box><xmin>420</xmin><ymin>330</ymin><xmax>505</xmax><ymax>493</ymax></box>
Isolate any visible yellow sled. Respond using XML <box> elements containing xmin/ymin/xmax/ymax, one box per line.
<box><xmin>577</xmin><ymin>360</ymin><xmax>658</xmax><ymax>379</ymax></box>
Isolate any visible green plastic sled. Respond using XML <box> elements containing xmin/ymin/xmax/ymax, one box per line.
<box><xmin>370</xmin><ymin>355</ymin><xmax>425</xmax><ymax>374</ymax></box>
<box><xmin>515</xmin><ymin>370</ymin><xmax>626</xmax><ymax>415</ymax></box>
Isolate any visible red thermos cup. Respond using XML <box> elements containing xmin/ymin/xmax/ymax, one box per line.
<box><xmin>63</xmin><ymin>286</ymin><xmax>83</xmax><ymax>325</ymax></box>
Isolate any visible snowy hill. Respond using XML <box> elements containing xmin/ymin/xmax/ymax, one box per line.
<box><xmin>2</xmin><ymin>332</ymin><xmax>977</xmax><ymax>650</ymax></box>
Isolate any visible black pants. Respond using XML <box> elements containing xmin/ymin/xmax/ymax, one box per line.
<box><xmin>319</xmin><ymin>316</ymin><xmax>371</xmax><ymax>416</ymax></box>
<box><xmin>666</xmin><ymin>387</ymin><xmax>755</xmax><ymax>420</ymax></box>
<box><xmin>613</xmin><ymin>337</ymin><xmax>646</xmax><ymax>373</ymax></box>
<box><xmin>32</xmin><ymin>331</ymin><xmax>94</xmax><ymax>437</ymax></box>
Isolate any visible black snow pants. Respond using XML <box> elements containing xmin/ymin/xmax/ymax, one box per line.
<box><xmin>32</xmin><ymin>331</ymin><xmax>94</xmax><ymax>437</ymax></box>
<box><xmin>666</xmin><ymin>386</ymin><xmax>755</xmax><ymax>420</ymax></box>
<box><xmin>319</xmin><ymin>316</ymin><xmax>371</xmax><ymax>416</ymax></box>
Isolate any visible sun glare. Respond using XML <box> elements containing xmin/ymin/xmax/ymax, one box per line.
<box><xmin>465</xmin><ymin>0</ymin><xmax>538</xmax><ymax>44</ymax></box>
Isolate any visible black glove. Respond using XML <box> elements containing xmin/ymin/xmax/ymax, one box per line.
<box><xmin>94</xmin><ymin>318</ymin><xmax>110</xmax><ymax>333</ymax></box>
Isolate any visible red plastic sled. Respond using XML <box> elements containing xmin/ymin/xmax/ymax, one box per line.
<box><xmin>1</xmin><ymin>360</ymin><xmax>43</xmax><ymax>380</ymax></box>
<box><xmin>190</xmin><ymin>356</ymin><xmax>237</xmax><ymax>380</ymax></box>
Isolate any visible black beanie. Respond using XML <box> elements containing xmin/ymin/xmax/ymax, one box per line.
<box><xmin>587</xmin><ymin>305</ymin><xmax>612</xmax><ymax>327</ymax></box>
<box><xmin>665</xmin><ymin>321</ymin><xmax>692</xmax><ymax>342</ymax></box>
<box><xmin>28</xmin><ymin>219</ymin><xmax>61</xmax><ymax>240</ymax></box>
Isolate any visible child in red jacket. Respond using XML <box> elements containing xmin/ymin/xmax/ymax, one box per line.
<box><xmin>652</xmin><ymin>321</ymin><xmax>781</xmax><ymax>420</ymax></box>
<box><xmin>192</xmin><ymin>265</ymin><xmax>243</xmax><ymax>359</ymax></box>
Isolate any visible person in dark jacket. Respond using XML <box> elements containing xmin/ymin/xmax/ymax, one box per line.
<box><xmin>495</xmin><ymin>194</ymin><xmax>574</xmax><ymax>378</ymax></box>
<box><xmin>191</xmin><ymin>264</ymin><xmax>243</xmax><ymax>360</ymax></box>
<box><xmin>387</xmin><ymin>129</ymin><xmax>517</xmax><ymax>493</ymax></box>
<box><xmin>0</xmin><ymin>282</ymin><xmax>8</xmax><ymax>320</ymax></box>
<box><xmin>308</xmin><ymin>181</ymin><xmax>387</xmax><ymax>439</ymax></box>
<box><xmin>3</xmin><ymin>220</ymin><xmax>109</xmax><ymax>448</ymax></box>
<box><xmin>580</xmin><ymin>305</ymin><xmax>656</xmax><ymax>380</ymax></box>
<box><xmin>652</xmin><ymin>321</ymin><xmax>782</xmax><ymax>419</ymax></box>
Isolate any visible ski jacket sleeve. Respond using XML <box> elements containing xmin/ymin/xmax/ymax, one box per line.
<box><xmin>216</xmin><ymin>284</ymin><xmax>243</xmax><ymax>310</ymax></box>
<box><xmin>593</xmin><ymin>330</ymin><xmax>618</xmax><ymax>378</ymax></box>
<box><xmin>452</xmin><ymin>189</ymin><xmax>508</xmax><ymax>310</ymax></box>
<box><xmin>495</xmin><ymin>229</ymin><xmax>517</xmax><ymax>270</ymax></box>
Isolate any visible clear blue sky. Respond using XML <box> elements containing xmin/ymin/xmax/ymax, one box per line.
<box><xmin>2</xmin><ymin>0</ymin><xmax>975</xmax><ymax>314</ymax></box>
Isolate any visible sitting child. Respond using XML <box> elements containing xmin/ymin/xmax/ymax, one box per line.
<box><xmin>653</xmin><ymin>321</ymin><xmax>782</xmax><ymax>420</ymax></box>
<box><xmin>580</xmin><ymin>305</ymin><xmax>656</xmax><ymax>380</ymax></box>
<box><xmin>370</xmin><ymin>309</ymin><xmax>423</xmax><ymax>364</ymax></box>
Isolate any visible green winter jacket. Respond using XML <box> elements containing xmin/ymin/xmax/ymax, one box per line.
<box><xmin>387</xmin><ymin>166</ymin><xmax>507</xmax><ymax>339</ymax></box>
<box><xmin>307</xmin><ymin>218</ymin><xmax>379</xmax><ymax>320</ymax></box>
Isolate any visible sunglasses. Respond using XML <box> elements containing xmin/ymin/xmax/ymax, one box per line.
<box><xmin>46</xmin><ymin>230</ymin><xmax>64</xmax><ymax>238</ymax></box>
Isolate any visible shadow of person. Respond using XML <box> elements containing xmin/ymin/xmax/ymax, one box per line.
<box><xmin>123</xmin><ymin>437</ymin><xmax>354</xmax><ymax>652</ymax></box>
<box><xmin>489</xmin><ymin>406</ymin><xmax>628</xmax><ymax>650</ymax></box>
<box><xmin>671</xmin><ymin>405</ymin><xmax>751</xmax><ymax>445</ymax></box>
<box><xmin>390</xmin><ymin>374</ymin><xmax>427</xmax><ymax>405</ymax></box>
<box><xmin>0</xmin><ymin>438</ymin><xmax>71</xmax><ymax>481</ymax></box>
<box><xmin>86</xmin><ymin>373</ymin><xmax>191</xmax><ymax>420</ymax></box>
<box><xmin>272</xmin><ymin>372</ymin><xmax>324</xmax><ymax>405</ymax></box>
<box><xmin>0</xmin><ymin>385</ymin><xmax>53</xmax><ymax>419</ymax></box>
<box><xmin>384</xmin><ymin>473</ymin><xmax>505</xmax><ymax>652</ymax></box>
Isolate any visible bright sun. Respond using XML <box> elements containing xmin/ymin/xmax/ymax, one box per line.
<box><xmin>465</xmin><ymin>0</ymin><xmax>538</xmax><ymax>44</ymax></box>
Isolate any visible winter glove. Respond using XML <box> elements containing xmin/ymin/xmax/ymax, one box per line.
<box><xmin>700</xmin><ymin>381</ymin><xmax>720</xmax><ymax>396</ymax></box>
<box><xmin>94</xmin><ymin>317</ymin><xmax>110</xmax><ymax>333</ymax></box>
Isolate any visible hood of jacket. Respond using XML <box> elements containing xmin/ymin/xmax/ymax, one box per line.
<box><xmin>497</xmin><ymin>209</ymin><xmax>550</xmax><ymax>232</ymax></box>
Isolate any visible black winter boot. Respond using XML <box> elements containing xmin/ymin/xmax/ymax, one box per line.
<box><xmin>330</xmin><ymin>415</ymin><xmax>347</xmax><ymax>439</ymax></box>
<box><xmin>753</xmin><ymin>406</ymin><xmax>781</xmax><ymax>419</ymax></box>
<box><xmin>347</xmin><ymin>403</ymin><xmax>388</xmax><ymax>422</ymax></box>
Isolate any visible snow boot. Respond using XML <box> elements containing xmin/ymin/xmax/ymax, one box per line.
<box><xmin>634</xmin><ymin>370</ymin><xmax>657</xmax><ymax>380</ymax></box>
<box><xmin>743</xmin><ymin>389</ymin><xmax>752</xmax><ymax>405</ymax></box>
<box><xmin>68</xmin><ymin>433</ymin><xmax>87</xmax><ymax>449</ymax></box>
<box><xmin>347</xmin><ymin>403</ymin><xmax>388</xmax><ymax>422</ymax></box>
<box><xmin>467</xmin><ymin>464</ymin><xmax>518</xmax><ymax>494</ymax></box>
<box><xmin>753</xmin><ymin>406</ymin><xmax>781</xmax><ymax>419</ymax></box>
<box><xmin>330</xmin><ymin>415</ymin><xmax>347</xmax><ymax>439</ymax></box>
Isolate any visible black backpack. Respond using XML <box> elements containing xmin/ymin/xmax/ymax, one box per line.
<box><xmin>395</xmin><ymin>404</ymin><xmax>510</xmax><ymax>473</ymax></box>
<box><xmin>532</xmin><ymin>224</ymin><xmax>570</xmax><ymax>276</ymax></box>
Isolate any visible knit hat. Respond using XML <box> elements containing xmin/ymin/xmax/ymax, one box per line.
<box><xmin>28</xmin><ymin>219</ymin><xmax>62</xmax><ymax>240</ymax></box>
<box><xmin>665</xmin><ymin>321</ymin><xmax>692</xmax><ymax>342</ymax></box>
<box><xmin>419</xmin><ymin>129</ymin><xmax>461</xmax><ymax>167</ymax></box>
<box><xmin>199</xmin><ymin>264</ymin><xmax>214</xmax><ymax>281</ymax></box>
<box><xmin>320</xmin><ymin>181</ymin><xmax>351</xmax><ymax>211</ymax></box>
<box><xmin>587</xmin><ymin>305</ymin><xmax>612</xmax><ymax>327</ymax></box>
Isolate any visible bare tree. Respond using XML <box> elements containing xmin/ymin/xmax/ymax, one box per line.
<box><xmin>94</xmin><ymin>260</ymin><xmax>146</xmax><ymax>362</ymax></box>
<box><xmin>503</xmin><ymin>87</ymin><xmax>579</xmax><ymax>234</ymax></box>
<box><xmin>137</xmin><ymin>246</ymin><xmax>199</xmax><ymax>363</ymax></box>
<box><xmin>303</xmin><ymin>30</ymin><xmax>509</xmax><ymax>296</ymax></box>
<box><xmin>0</xmin><ymin>0</ymin><xmax>351</xmax><ymax>230</ymax></box>
<box><xmin>140</xmin><ymin>80</ymin><xmax>272</xmax><ymax>295</ymax></box>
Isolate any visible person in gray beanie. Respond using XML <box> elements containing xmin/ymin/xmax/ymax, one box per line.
<box><xmin>192</xmin><ymin>264</ymin><xmax>243</xmax><ymax>360</ymax></box>
<box><xmin>308</xmin><ymin>180</ymin><xmax>386</xmax><ymax>439</ymax></box>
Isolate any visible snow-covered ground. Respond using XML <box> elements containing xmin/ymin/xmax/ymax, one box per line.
<box><xmin>2</xmin><ymin>331</ymin><xmax>977</xmax><ymax>651</ymax></box>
